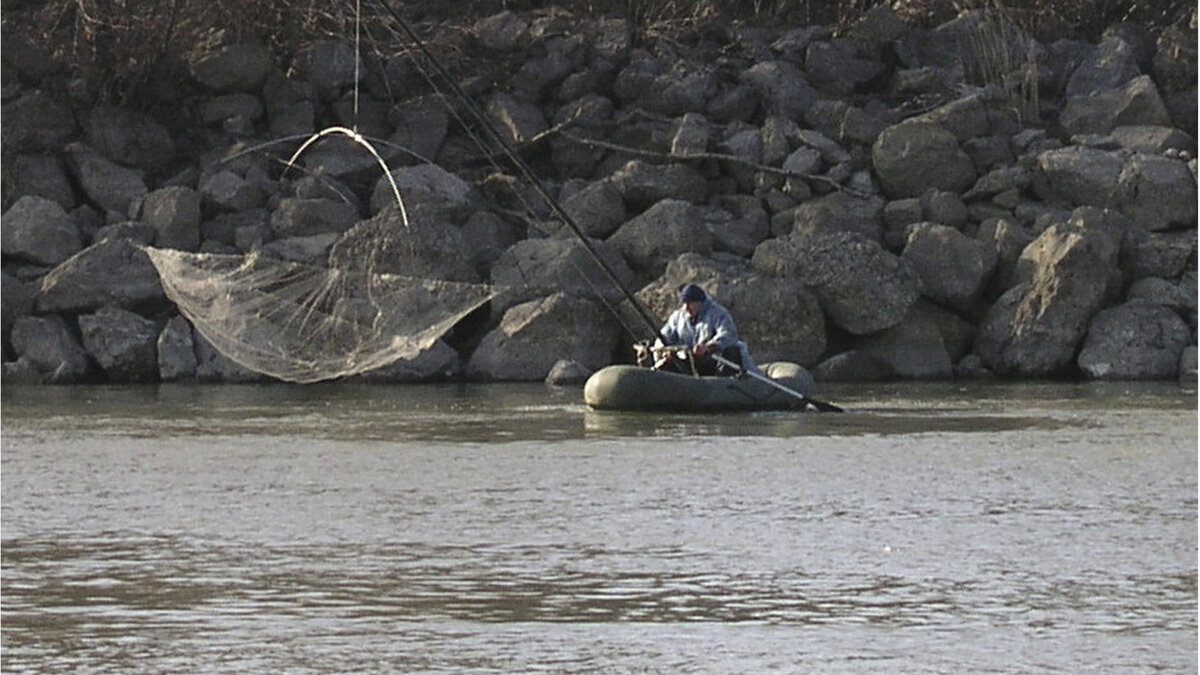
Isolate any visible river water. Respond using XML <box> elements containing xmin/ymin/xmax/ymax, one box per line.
<box><xmin>1</xmin><ymin>381</ymin><xmax>1195</xmax><ymax>673</ymax></box>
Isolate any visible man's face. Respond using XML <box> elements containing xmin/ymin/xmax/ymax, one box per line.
<box><xmin>684</xmin><ymin>300</ymin><xmax>703</xmax><ymax>319</ymax></box>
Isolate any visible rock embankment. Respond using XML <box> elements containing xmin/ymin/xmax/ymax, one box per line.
<box><xmin>2</xmin><ymin>7</ymin><xmax>1196</xmax><ymax>384</ymax></box>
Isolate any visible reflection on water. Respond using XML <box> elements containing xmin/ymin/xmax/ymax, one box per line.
<box><xmin>2</xmin><ymin>382</ymin><xmax>1196</xmax><ymax>673</ymax></box>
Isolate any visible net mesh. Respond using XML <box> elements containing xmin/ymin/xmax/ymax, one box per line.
<box><xmin>145</xmin><ymin>245</ymin><xmax>494</xmax><ymax>383</ymax></box>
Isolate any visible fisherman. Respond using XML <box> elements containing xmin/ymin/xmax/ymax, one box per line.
<box><xmin>636</xmin><ymin>283</ymin><xmax>756</xmax><ymax>376</ymax></box>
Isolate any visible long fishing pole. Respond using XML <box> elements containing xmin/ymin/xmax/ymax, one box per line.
<box><xmin>373</xmin><ymin>0</ymin><xmax>666</xmax><ymax>341</ymax></box>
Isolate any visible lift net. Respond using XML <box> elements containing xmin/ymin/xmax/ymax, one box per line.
<box><xmin>145</xmin><ymin>245</ymin><xmax>494</xmax><ymax>383</ymax></box>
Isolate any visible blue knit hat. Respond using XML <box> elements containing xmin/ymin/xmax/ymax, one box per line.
<box><xmin>679</xmin><ymin>283</ymin><xmax>707</xmax><ymax>303</ymax></box>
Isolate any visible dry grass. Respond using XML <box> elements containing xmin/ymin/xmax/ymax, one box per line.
<box><xmin>2</xmin><ymin>0</ymin><xmax>1192</xmax><ymax>107</ymax></box>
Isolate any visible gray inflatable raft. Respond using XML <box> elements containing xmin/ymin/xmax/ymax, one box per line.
<box><xmin>583</xmin><ymin>362</ymin><xmax>816</xmax><ymax>412</ymax></box>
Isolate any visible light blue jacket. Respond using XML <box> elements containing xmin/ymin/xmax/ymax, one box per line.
<box><xmin>658</xmin><ymin>299</ymin><xmax>758</xmax><ymax>372</ymax></box>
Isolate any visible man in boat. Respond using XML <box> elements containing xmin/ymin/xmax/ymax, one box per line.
<box><xmin>636</xmin><ymin>283</ymin><xmax>756</xmax><ymax>376</ymax></box>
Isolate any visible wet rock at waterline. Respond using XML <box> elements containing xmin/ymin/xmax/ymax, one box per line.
<box><xmin>2</xmin><ymin>8</ymin><xmax>1195</xmax><ymax>384</ymax></box>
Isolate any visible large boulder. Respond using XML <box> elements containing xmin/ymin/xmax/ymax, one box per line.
<box><xmin>157</xmin><ymin>315</ymin><xmax>198</xmax><ymax>381</ymax></box>
<box><xmin>84</xmin><ymin>107</ymin><xmax>176</xmax><ymax>171</ymax></box>
<box><xmin>804</xmin><ymin>38</ymin><xmax>887</xmax><ymax>96</ymax></box>
<box><xmin>975</xmin><ymin>220</ymin><xmax>1120</xmax><ymax>376</ymax></box>
<box><xmin>613</xmin><ymin>55</ymin><xmax>716</xmax><ymax>117</ymax></box>
<box><xmin>36</xmin><ymin>238</ymin><xmax>165</xmax><ymax>314</ymax></box>
<box><xmin>752</xmin><ymin>225</ymin><xmax>921</xmax><ymax>335</ymax></box>
<box><xmin>466</xmin><ymin>293</ymin><xmax>620</xmax><ymax>381</ymax></box>
<box><xmin>740</xmin><ymin>60</ymin><xmax>822</xmax><ymax>121</ymax></box>
<box><xmin>66</xmin><ymin>143</ymin><xmax>147</xmax><ymax>216</ymax></box>
<box><xmin>369</xmin><ymin>163</ymin><xmax>481</xmax><ymax>220</ymax></box>
<box><xmin>607</xmin><ymin>199</ymin><xmax>718</xmax><ymax>279</ymax></box>
<box><xmin>349</xmin><ymin>340</ymin><xmax>463</xmax><ymax>383</ymax></box>
<box><xmin>636</xmin><ymin>253</ymin><xmax>826</xmax><ymax>366</ymax></box>
<box><xmin>607</xmin><ymin>160</ymin><xmax>708</xmax><ymax>211</ymax></box>
<box><xmin>190</xmin><ymin>43</ymin><xmax>275</xmax><ymax>93</ymax></box>
<box><xmin>9</xmin><ymin>315</ymin><xmax>91</xmax><ymax>383</ymax></box>
<box><xmin>855</xmin><ymin>310</ymin><xmax>954</xmax><ymax>379</ymax></box>
<box><xmin>1077</xmin><ymin>301</ymin><xmax>1190</xmax><ymax>379</ymax></box>
<box><xmin>6</xmin><ymin>154</ymin><xmax>77</xmax><ymax>210</ymax></box>
<box><xmin>1032</xmin><ymin>146</ymin><xmax>1124</xmax><ymax>210</ymax></box>
<box><xmin>1</xmin><ymin>90</ymin><xmax>78</xmax><ymax>152</ymax></box>
<box><xmin>489</xmin><ymin>235</ymin><xmax>638</xmax><ymax>313</ymax></box>
<box><xmin>78</xmin><ymin>305</ymin><xmax>159</xmax><ymax>382</ymax></box>
<box><xmin>872</xmin><ymin>122</ymin><xmax>976</xmax><ymax>199</ymax></box>
<box><xmin>1115</xmin><ymin>153</ymin><xmax>1197</xmax><ymax>231</ymax></box>
<box><xmin>560</xmin><ymin>180</ymin><xmax>627</xmax><ymax>239</ymax></box>
<box><xmin>327</xmin><ymin>207</ymin><xmax>482</xmax><ymax>283</ymax></box>
<box><xmin>269</xmin><ymin>197</ymin><xmax>360</xmax><ymax>238</ymax></box>
<box><xmin>1</xmin><ymin>195</ymin><xmax>83</xmax><ymax>265</ymax></box>
<box><xmin>1061</xmin><ymin>74</ymin><xmax>1172</xmax><ymax>136</ymax></box>
<box><xmin>140</xmin><ymin>186</ymin><xmax>202</xmax><ymax>250</ymax></box>
<box><xmin>791</xmin><ymin>191</ymin><xmax>885</xmax><ymax>242</ymax></box>
<box><xmin>901</xmin><ymin>222</ymin><xmax>997</xmax><ymax>310</ymax></box>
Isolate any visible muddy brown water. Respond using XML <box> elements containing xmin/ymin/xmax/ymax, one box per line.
<box><xmin>2</xmin><ymin>381</ymin><xmax>1195</xmax><ymax>673</ymax></box>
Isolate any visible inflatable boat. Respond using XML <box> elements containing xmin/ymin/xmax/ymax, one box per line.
<box><xmin>583</xmin><ymin>361</ymin><xmax>818</xmax><ymax>412</ymax></box>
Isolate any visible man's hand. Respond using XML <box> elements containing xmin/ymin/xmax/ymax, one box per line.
<box><xmin>691</xmin><ymin>343</ymin><xmax>711</xmax><ymax>357</ymax></box>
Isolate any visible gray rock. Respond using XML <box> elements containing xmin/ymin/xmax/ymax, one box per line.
<box><xmin>671</xmin><ymin>112</ymin><xmax>711</xmax><ymax>158</ymax></box>
<box><xmin>389</xmin><ymin>95</ymin><xmax>451</xmax><ymax>165</ymax></box>
<box><xmin>636</xmin><ymin>253</ymin><xmax>826</xmax><ymax>366</ymax></box>
<box><xmin>66</xmin><ymin>143</ymin><xmax>148</xmax><ymax>216</ymax></box>
<box><xmin>614</xmin><ymin>56</ymin><xmax>716</xmax><ymax>116</ymax></box>
<box><xmin>1033</xmin><ymin>146</ymin><xmax>1124</xmax><ymax>210</ymax></box>
<box><xmin>475</xmin><ymin>11</ymin><xmax>529</xmax><ymax>51</ymax></box>
<box><xmin>303</xmin><ymin>40</ymin><xmax>360</xmax><ymax>101</ymax></box>
<box><xmin>561</xmin><ymin>180</ymin><xmax>627</xmax><ymax>238</ymax></box>
<box><xmin>1120</xmin><ymin>228</ymin><xmax>1196</xmax><ymax>281</ymax></box>
<box><xmin>752</xmin><ymin>226</ymin><xmax>921</xmax><ymax>335</ymax></box>
<box><xmin>349</xmin><ymin>340</ymin><xmax>462</xmax><ymax>383</ymax></box>
<box><xmin>328</xmin><ymin>207</ymin><xmax>481</xmax><ymax>283</ymax></box>
<box><xmin>608</xmin><ymin>199</ymin><xmax>717</xmax><ymax>279</ymax></box>
<box><xmin>1180</xmin><ymin>346</ymin><xmax>1198</xmax><ymax>386</ymax></box>
<box><xmin>1107</xmin><ymin>125</ymin><xmax>1196</xmax><ymax>154</ymax></box>
<box><xmin>1065</xmin><ymin>35</ymin><xmax>1143</xmax><ymax>98</ymax></box>
<box><xmin>1</xmin><ymin>272</ymin><xmax>34</xmax><ymax>335</ymax></box>
<box><xmin>856</xmin><ymin>310</ymin><xmax>954</xmax><ymax>379</ymax></box>
<box><xmin>1</xmin><ymin>90</ymin><xmax>78</xmax><ymax>152</ymax></box>
<box><xmin>35</xmin><ymin>238</ymin><xmax>165</xmax><ymax>313</ymax></box>
<box><xmin>805</xmin><ymin>38</ymin><xmax>886</xmax><ymax>96</ymax></box>
<box><xmin>791</xmin><ymin>191</ymin><xmax>885</xmax><ymax>242</ymax></box>
<box><xmin>85</xmin><ymin>107</ymin><xmax>175</xmax><ymax>171</ymax></box>
<box><xmin>191</xmin><ymin>43</ymin><xmax>274</xmax><ymax>93</ymax></box>
<box><xmin>461</xmin><ymin>210</ymin><xmax>518</xmax><ymax>275</ymax></box>
<box><xmin>78</xmin><ymin>305</ymin><xmax>159</xmax><ymax>382</ymax></box>
<box><xmin>199</xmin><ymin>170</ymin><xmax>267</xmax><ymax>212</ymax></box>
<box><xmin>1061</xmin><ymin>75</ymin><xmax>1172</xmax><ymax>136</ymax></box>
<box><xmin>975</xmin><ymin>221</ymin><xmax>1119</xmax><ymax>376</ymax></box>
<box><xmin>7</xmin><ymin>154</ymin><xmax>77</xmax><ymax>210</ymax></box>
<box><xmin>906</xmin><ymin>94</ymin><xmax>990</xmax><ymax>142</ymax></box>
<box><xmin>10</xmin><ymin>314</ymin><xmax>91</xmax><ymax>383</ymax></box>
<box><xmin>466</xmin><ymin>293</ymin><xmax>620</xmax><ymax>381</ymax></box>
<box><xmin>263</xmin><ymin>72</ymin><xmax>315</xmax><ymax>138</ymax></box>
<box><xmin>486</xmin><ymin>91</ymin><xmax>549</xmax><ymax>146</ymax></box>
<box><xmin>872</xmin><ymin>122</ymin><xmax>976</xmax><ymax>199</ymax></box>
<box><xmin>1115</xmin><ymin>153</ymin><xmax>1197</xmax><ymax>230</ymax></box>
<box><xmin>261</xmin><ymin>233</ymin><xmax>339</xmax><ymax>264</ymax></box>
<box><xmin>140</xmin><ymin>186</ymin><xmax>202</xmax><ymax>250</ymax></box>
<box><xmin>193</xmin><ymin>329</ymin><xmax>265</xmax><ymax>382</ymax></box>
<box><xmin>157</xmin><ymin>315</ymin><xmax>198</xmax><ymax>381</ymax></box>
<box><xmin>198</xmin><ymin>94</ymin><xmax>264</xmax><ymax>126</ymax></box>
<box><xmin>370</xmin><ymin>163</ymin><xmax>480</xmax><ymax>220</ymax></box>
<box><xmin>977</xmin><ymin>217</ymin><xmax>1036</xmax><ymax>296</ymax></box>
<box><xmin>269</xmin><ymin>197</ymin><xmax>360</xmax><ymax>238</ymax></box>
<box><xmin>741</xmin><ymin>60</ymin><xmax>822</xmax><ymax>121</ymax></box>
<box><xmin>489</xmin><ymin>236</ymin><xmax>637</xmax><ymax>314</ymax></box>
<box><xmin>902</xmin><ymin>222</ymin><xmax>997</xmax><ymax>310</ymax></box>
<box><xmin>1</xmin><ymin>195</ymin><xmax>83</xmax><ymax>265</ymax></box>
<box><xmin>813</xmin><ymin>350</ymin><xmax>896</xmax><ymax>382</ymax></box>
<box><xmin>1077</xmin><ymin>301</ymin><xmax>1190</xmax><ymax>379</ymax></box>
<box><xmin>608</xmin><ymin>159</ymin><xmax>708</xmax><ymax>211</ymax></box>
<box><xmin>545</xmin><ymin>359</ymin><xmax>592</xmax><ymax>386</ymax></box>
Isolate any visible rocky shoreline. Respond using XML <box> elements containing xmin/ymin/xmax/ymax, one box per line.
<box><xmin>2</xmin><ymin>7</ymin><xmax>1197</xmax><ymax>385</ymax></box>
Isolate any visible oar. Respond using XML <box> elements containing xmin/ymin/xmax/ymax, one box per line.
<box><xmin>711</xmin><ymin>354</ymin><xmax>844</xmax><ymax>413</ymax></box>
